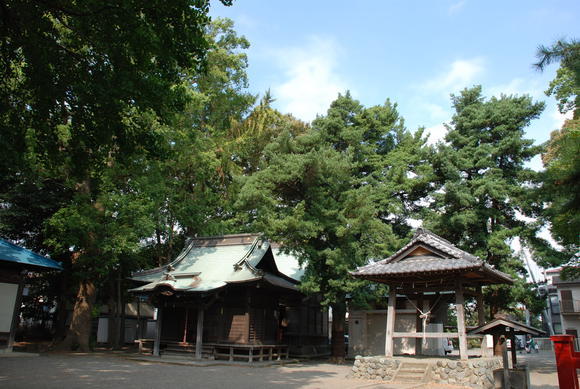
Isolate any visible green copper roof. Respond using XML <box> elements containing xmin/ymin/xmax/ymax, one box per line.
<box><xmin>0</xmin><ymin>238</ymin><xmax>63</xmax><ymax>270</ymax></box>
<box><xmin>130</xmin><ymin>234</ymin><xmax>299</xmax><ymax>294</ymax></box>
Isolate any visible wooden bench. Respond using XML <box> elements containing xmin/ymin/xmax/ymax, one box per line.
<box><xmin>212</xmin><ymin>343</ymin><xmax>289</xmax><ymax>362</ymax></box>
<box><xmin>134</xmin><ymin>338</ymin><xmax>155</xmax><ymax>354</ymax></box>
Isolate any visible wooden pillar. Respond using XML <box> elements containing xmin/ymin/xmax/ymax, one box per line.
<box><xmin>415</xmin><ymin>293</ymin><xmax>424</xmax><ymax>356</ymax></box>
<box><xmin>195</xmin><ymin>307</ymin><xmax>204</xmax><ymax>359</ymax></box>
<box><xmin>500</xmin><ymin>335</ymin><xmax>510</xmax><ymax>389</ymax></box>
<box><xmin>136</xmin><ymin>297</ymin><xmax>141</xmax><ymax>339</ymax></box>
<box><xmin>182</xmin><ymin>307</ymin><xmax>189</xmax><ymax>343</ymax></box>
<box><xmin>476</xmin><ymin>285</ymin><xmax>485</xmax><ymax>326</ymax></box>
<box><xmin>385</xmin><ymin>288</ymin><xmax>396</xmax><ymax>357</ymax></box>
<box><xmin>153</xmin><ymin>304</ymin><xmax>163</xmax><ymax>357</ymax></box>
<box><xmin>509</xmin><ymin>329</ymin><xmax>517</xmax><ymax>368</ymax></box>
<box><xmin>455</xmin><ymin>282</ymin><xmax>468</xmax><ymax>360</ymax></box>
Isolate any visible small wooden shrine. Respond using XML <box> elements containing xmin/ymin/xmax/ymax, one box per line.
<box><xmin>469</xmin><ymin>316</ymin><xmax>545</xmax><ymax>366</ymax></box>
<box><xmin>351</xmin><ymin>228</ymin><xmax>513</xmax><ymax>360</ymax></box>
<box><xmin>130</xmin><ymin>234</ymin><xmax>328</xmax><ymax>361</ymax></box>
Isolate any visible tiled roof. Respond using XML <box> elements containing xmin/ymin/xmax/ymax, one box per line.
<box><xmin>0</xmin><ymin>238</ymin><xmax>62</xmax><ymax>270</ymax></box>
<box><xmin>351</xmin><ymin>228</ymin><xmax>512</xmax><ymax>285</ymax></box>
<box><xmin>130</xmin><ymin>234</ymin><xmax>300</xmax><ymax>294</ymax></box>
<box><xmin>357</xmin><ymin>255</ymin><xmax>480</xmax><ymax>276</ymax></box>
<box><xmin>469</xmin><ymin>317</ymin><xmax>545</xmax><ymax>336</ymax></box>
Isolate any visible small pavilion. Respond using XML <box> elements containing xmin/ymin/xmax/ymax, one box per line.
<box><xmin>469</xmin><ymin>316</ymin><xmax>545</xmax><ymax>366</ymax></box>
<box><xmin>0</xmin><ymin>238</ymin><xmax>63</xmax><ymax>351</ymax></box>
<box><xmin>351</xmin><ymin>228</ymin><xmax>513</xmax><ymax>360</ymax></box>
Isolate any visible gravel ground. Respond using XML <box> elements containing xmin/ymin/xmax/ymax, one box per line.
<box><xmin>0</xmin><ymin>353</ymin><xmax>440</xmax><ymax>389</ymax></box>
<box><xmin>0</xmin><ymin>351</ymin><xmax>564</xmax><ymax>389</ymax></box>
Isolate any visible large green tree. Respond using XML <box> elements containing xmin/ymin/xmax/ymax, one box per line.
<box><xmin>236</xmin><ymin>93</ymin><xmax>431</xmax><ymax>360</ymax></box>
<box><xmin>426</xmin><ymin>86</ymin><xmax>548</xmax><ymax>316</ymax></box>
<box><xmin>0</xmin><ymin>0</ymin><xmax>230</xmax><ymax>351</ymax></box>
<box><xmin>535</xmin><ymin>39</ymin><xmax>580</xmax><ymax>269</ymax></box>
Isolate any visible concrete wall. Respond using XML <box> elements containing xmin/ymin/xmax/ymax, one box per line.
<box><xmin>0</xmin><ymin>282</ymin><xmax>18</xmax><ymax>333</ymax></box>
<box><xmin>349</xmin><ymin>299</ymin><xmax>446</xmax><ymax>357</ymax></box>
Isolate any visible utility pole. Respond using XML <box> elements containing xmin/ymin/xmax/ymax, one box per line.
<box><xmin>520</xmin><ymin>248</ymin><xmax>554</xmax><ymax>336</ymax></box>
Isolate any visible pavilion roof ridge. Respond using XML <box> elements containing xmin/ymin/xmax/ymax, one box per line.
<box><xmin>379</xmin><ymin>228</ymin><xmax>481</xmax><ymax>266</ymax></box>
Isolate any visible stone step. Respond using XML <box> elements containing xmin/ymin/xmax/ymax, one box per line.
<box><xmin>393</xmin><ymin>362</ymin><xmax>428</xmax><ymax>384</ymax></box>
<box><xmin>395</xmin><ymin>375</ymin><xmax>425</xmax><ymax>382</ymax></box>
<box><xmin>400</xmin><ymin>362</ymin><xmax>428</xmax><ymax>368</ymax></box>
<box><xmin>398</xmin><ymin>368</ymin><xmax>426</xmax><ymax>374</ymax></box>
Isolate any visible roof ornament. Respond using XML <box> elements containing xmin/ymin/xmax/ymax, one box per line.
<box><xmin>162</xmin><ymin>265</ymin><xmax>176</xmax><ymax>281</ymax></box>
<box><xmin>414</xmin><ymin>227</ymin><xmax>425</xmax><ymax>237</ymax></box>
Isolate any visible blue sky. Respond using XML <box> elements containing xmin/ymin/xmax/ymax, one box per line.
<box><xmin>210</xmin><ymin>0</ymin><xmax>579</xmax><ymax>170</ymax></box>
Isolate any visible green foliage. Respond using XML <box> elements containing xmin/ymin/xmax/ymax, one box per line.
<box><xmin>0</xmin><ymin>1</ymin><xmax>231</xmax><ymax>349</ymax></box>
<box><xmin>536</xmin><ymin>39</ymin><xmax>580</xmax><ymax>253</ymax></box>
<box><xmin>534</xmin><ymin>38</ymin><xmax>580</xmax><ymax>282</ymax></box>
<box><xmin>540</xmin><ymin>122</ymin><xmax>580</xmax><ymax>249</ymax></box>
<box><xmin>560</xmin><ymin>254</ymin><xmax>580</xmax><ymax>281</ymax></box>
<box><xmin>236</xmin><ymin>92</ymin><xmax>431</xmax><ymax>307</ymax></box>
<box><xmin>535</xmin><ymin>39</ymin><xmax>580</xmax><ymax>118</ymax></box>
<box><xmin>426</xmin><ymin>86</ymin><xmax>547</xmax><ymax>314</ymax></box>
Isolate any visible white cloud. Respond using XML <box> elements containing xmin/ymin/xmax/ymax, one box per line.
<box><xmin>270</xmin><ymin>36</ymin><xmax>348</xmax><ymax>122</ymax></box>
<box><xmin>551</xmin><ymin>107</ymin><xmax>574</xmax><ymax>129</ymax></box>
<box><xmin>487</xmin><ymin>78</ymin><xmax>544</xmax><ymax>99</ymax></box>
<box><xmin>448</xmin><ymin>0</ymin><xmax>466</xmax><ymax>14</ymax></box>
<box><xmin>423</xmin><ymin>102</ymin><xmax>449</xmax><ymax>121</ymax></box>
<box><xmin>424</xmin><ymin>58</ymin><xmax>485</xmax><ymax>94</ymax></box>
<box><xmin>425</xmin><ymin>123</ymin><xmax>449</xmax><ymax>144</ymax></box>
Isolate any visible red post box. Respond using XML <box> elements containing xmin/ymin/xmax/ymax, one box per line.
<box><xmin>552</xmin><ymin>335</ymin><xmax>580</xmax><ymax>389</ymax></box>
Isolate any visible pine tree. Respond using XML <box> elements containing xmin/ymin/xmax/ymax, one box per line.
<box><xmin>236</xmin><ymin>92</ymin><xmax>431</xmax><ymax>360</ymax></box>
<box><xmin>426</xmin><ymin>86</ymin><xmax>547</xmax><ymax>316</ymax></box>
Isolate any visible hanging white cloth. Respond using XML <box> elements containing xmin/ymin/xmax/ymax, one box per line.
<box><xmin>404</xmin><ymin>294</ymin><xmax>442</xmax><ymax>347</ymax></box>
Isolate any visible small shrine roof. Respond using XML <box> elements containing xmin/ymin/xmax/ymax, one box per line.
<box><xmin>469</xmin><ymin>317</ymin><xmax>545</xmax><ymax>336</ymax></box>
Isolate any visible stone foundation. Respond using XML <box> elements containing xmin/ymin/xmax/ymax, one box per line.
<box><xmin>351</xmin><ymin>356</ymin><xmax>401</xmax><ymax>382</ymax></box>
<box><xmin>351</xmin><ymin>355</ymin><xmax>502</xmax><ymax>389</ymax></box>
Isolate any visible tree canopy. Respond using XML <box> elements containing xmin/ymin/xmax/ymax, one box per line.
<box><xmin>236</xmin><ymin>92</ymin><xmax>432</xmax><ymax>358</ymax></box>
<box><xmin>1</xmin><ymin>0</ymin><xmax>231</xmax><ymax>351</ymax></box>
<box><xmin>535</xmin><ymin>38</ymin><xmax>580</xmax><ymax>280</ymax></box>
<box><xmin>426</xmin><ymin>86</ymin><xmax>548</xmax><ymax>316</ymax></box>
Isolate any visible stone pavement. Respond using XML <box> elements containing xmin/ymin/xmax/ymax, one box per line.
<box><xmin>518</xmin><ymin>350</ymin><xmax>560</xmax><ymax>389</ymax></box>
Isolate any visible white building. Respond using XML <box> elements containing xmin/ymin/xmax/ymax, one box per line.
<box><xmin>546</xmin><ymin>267</ymin><xmax>580</xmax><ymax>337</ymax></box>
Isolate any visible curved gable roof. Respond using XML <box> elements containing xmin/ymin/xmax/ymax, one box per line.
<box><xmin>130</xmin><ymin>234</ymin><xmax>298</xmax><ymax>294</ymax></box>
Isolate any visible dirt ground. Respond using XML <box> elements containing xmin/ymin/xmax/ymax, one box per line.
<box><xmin>0</xmin><ymin>350</ymin><xmax>562</xmax><ymax>389</ymax></box>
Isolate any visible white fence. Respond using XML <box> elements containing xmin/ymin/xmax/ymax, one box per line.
<box><xmin>535</xmin><ymin>337</ymin><xmax>580</xmax><ymax>352</ymax></box>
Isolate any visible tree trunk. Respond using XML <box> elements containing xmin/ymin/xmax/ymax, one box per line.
<box><xmin>117</xmin><ymin>270</ymin><xmax>125</xmax><ymax>347</ymax></box>
<box><xmin>57</xmin><ymin>280</ymin><xmax>97</xmax><ymax>352</ymax></box>
<box><xmin>53</xmin><ymin>256</ymin><xmax>73</xmax><ymax>341</ymax></box>
<box><xmin>108</xmin><ymin>278</ymin><xmax>119</xmax><ymax>348</ymax></box>
<box><xmin>330</xmin><ymin>301</ymin><xmax>346</xmax><ymax>363</ymax></box>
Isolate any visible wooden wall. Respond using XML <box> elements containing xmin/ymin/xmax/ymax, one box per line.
<box><xmin>158</xmin><ymin>285</ymin><xmax>328</xmax><ymax>347</ymax></box>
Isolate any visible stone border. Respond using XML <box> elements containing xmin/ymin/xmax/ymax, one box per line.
<box><xmin>351</xmin><ymin>355</ymin><xmax>502</xmax><ymax>389</ymax></box>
